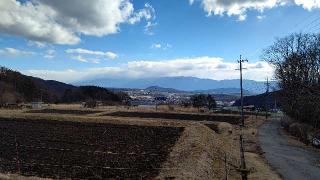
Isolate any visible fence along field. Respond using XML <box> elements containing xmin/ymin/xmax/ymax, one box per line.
<box><xmin>0</xmin><ymin>118</ymin><xmax>183</xmax><ymax>179</ymax></box>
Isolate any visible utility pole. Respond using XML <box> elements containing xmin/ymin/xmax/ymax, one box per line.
<box><xmin>237</xmin><ymin>55</ymin><xmax>248</xmax><ymax>180</ymax></box>
<box><xmin>238</xmin><ymin>55</ymin><xmax>248</xmax><ymax>127</ymax></box>
<box><xmin>265</xmin><ymin>77</ymin><xmax>270</xmax><ymax>119</ymax></box>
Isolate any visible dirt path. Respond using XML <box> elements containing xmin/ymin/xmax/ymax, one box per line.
<box><xmin>259</xmin><ymin>117</ymin><xmax>320</xmax><ymax>180</ymax></box>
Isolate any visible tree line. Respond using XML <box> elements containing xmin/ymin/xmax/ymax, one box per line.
<box><xmin>62</xmin><ymin>86</ymin><xmax>131</xmax><ymax>104</ymax></box>
<box><xmin>189</xmin><ymin>94</ymin><xmax>217</xmax><ymax>111</ymax></box>
<box><xmin>0</xmin><ymin>67</ymin><xmax>44</xmax><ymax>103</ymax></box>
<box><xmin>263</xmin><ymin>33</ymin><xmax>320</xmax><ymax>128</ymax></box>
<box><xmin>0</xmin><ymin>66</ymin><xmax>130</xmax><ymax>105</ymax></box>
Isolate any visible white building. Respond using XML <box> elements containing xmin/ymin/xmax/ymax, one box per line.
<box><xmin>31</xmin><ymin>102</ymin><xmax>43</xmax><ymax>109</ymax></box>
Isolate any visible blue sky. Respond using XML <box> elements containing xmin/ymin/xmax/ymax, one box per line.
<box><xmin>0</xmin><ymin>0</ymin><xmax>319</xmax><ymax>82</ymax></box>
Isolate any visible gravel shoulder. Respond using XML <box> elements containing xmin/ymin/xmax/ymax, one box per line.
<box><xmin>259</xmin><ymin>117</ymin><xmax>320</xmax><ymax>180</ymax></box>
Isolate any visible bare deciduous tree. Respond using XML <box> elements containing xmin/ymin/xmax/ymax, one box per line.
<box><xmin>263</xmin><ymin>33</ymin><xmax>320</xmax><ymax>128</ymax></box>
<box><xmin>191</xmin><ymin>94</ymin><xmax>217</xmax><ymax>111</ymax></box>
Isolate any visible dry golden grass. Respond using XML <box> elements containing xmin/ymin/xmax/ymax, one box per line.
<box><xmin>157</xmin><ymin>124</ymin><xmax>230</xmax><ymax>179</ymax></box>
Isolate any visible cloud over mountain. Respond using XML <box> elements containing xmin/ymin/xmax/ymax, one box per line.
<box><xmin>25</xmin><ymin>56</ymin><xmax>274</xmax><ymax>83</ymax></box>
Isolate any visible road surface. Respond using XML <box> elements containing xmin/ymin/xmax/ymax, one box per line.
<box><xmin>259</xmin><ymin>117</ymin><xmax>320</xmax><ymax>180</ymax></box>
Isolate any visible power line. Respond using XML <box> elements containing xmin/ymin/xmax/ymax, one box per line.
<box><xmin>301</xmin><ymin>16</ymin><xmax>320</xmax><ymax>33</ymax></box>
<box><xmin>314</xmin><ymin>26</ymin><xmax>320</xmax><ymax>33</ymax></box>
<box><xmin>289</xmin><ymin>12</ymin><xmax>320</xmax><ymax>34</ymax></box>
<box><xmin>248</xmin><ymin>12</ymin><xmax>320</xmax><ymax>61</ymax></box>
<box><xmin>306</xmin><ymin>21</ymin><xmax>320</xmax><ymax>33</ymax></box>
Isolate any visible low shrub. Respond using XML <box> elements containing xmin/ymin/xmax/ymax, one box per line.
<box><xmin>212</xmin><ymin>122</ymin><xmax>232</xmax><ymax>134</ymax></box>
<box><xmin>168</xmin><ymin>105</ymin><xmax>175</xmax><ymax>111</ymax></box>
<box><xmin>280</xmin><ymin>116</ymin><xmax>294</xmax><ymax>131</ymax></box>
<box><xmin>289</xmin><ymin>123</ymin><xmax>313</xmax><ymax>145</ymax></box>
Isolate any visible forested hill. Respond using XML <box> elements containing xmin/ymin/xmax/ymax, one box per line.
<box><xmin>62</xmin><ymin>86</ymin><xmax>130</xmax><ymax>103</ymax></box>
<box><xmin>233</xmin><ymin>91</ymin><xmax>280</xmax><ymax>109</ymax></box>
<box><xmin>29</xmin><ymin>76</ymin><xmax>76</xmax><ymax>98</ymax></box>
<box><xmin>0</xmin><ymin>67</ymin><xmax>128</xmax><ymax>104</ymax></box>
<box><xmin>0</xmin><ymin>66</ymin><xmax>55</xmax><ymax>102</ymax></box>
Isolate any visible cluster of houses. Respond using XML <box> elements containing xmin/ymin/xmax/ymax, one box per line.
<box><xmin>0</xmin><ymin>102</ymin><xmax>44</xmax><ymax>109</ymax></box>
<box><xmin>127</xmin><ymin>90</ymin><xmax>191</xmax><ymax>106</ymax></box>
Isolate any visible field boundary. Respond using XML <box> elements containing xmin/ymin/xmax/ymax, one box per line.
<box><xmin>157</xmin><ymin>124</ymin><xmax>233</xmax><ymax>179</ymax></box>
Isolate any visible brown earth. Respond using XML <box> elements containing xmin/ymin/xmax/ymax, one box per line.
<box><xmin>0</xmin><ymin>105</ymin><xmax>280</xmax><ymax>179</ymax></box>
<box><xmin>0</xmin><ymin>117</ymin><xmax>184</xmax><ymax>179</ymax></box>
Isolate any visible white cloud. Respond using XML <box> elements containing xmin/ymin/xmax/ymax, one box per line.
<box><xmin>151</xmin><ymin>43</ymin><xmax>172</xmax><ymax>50</ymax></box>
<box><xmin>128</xmin><ymin>3</ymin><xmax>155</xmax><ymax>24</ymax></box>
<box><xmin>66</xmin><ymin>48</ymin><xmax>118</xmax><ymax>60</ymax></box>
<box><xmin>44</xmin><ymin>49</ymin><xmax>55</xmax><ymax>59</ymax></box>
<box><xmin>0</xmin><ymin>0</ymin><xmax>80</xmax><ymax>45</ymax></box>
<box><xmin>295</xmin><ymin>0</ymin><xmax>320</xmax><ymax>10</ymax></box>
<box><xmin>91</xmin><ymin>59</ymin><xmax>101</xmax><ymax>64</ymax></box>
<box><xmin>26</xmin><ymin>67</ymin><xmax>123</xmax><ymax>82</ymax></box>
<box><xmin>151</xmin><ymin>43</ymin><xmax>162</xmax><ymax>49</ymax></box>
<box><xmin>0</xmin><ymin>0</ymin><xmax>155</xmax><ymax>45</ymax></box>
<box><xmin>164</xmin><ymin>43</ymin><xmax>173</xmax><ymax>50</ymax></box>
<box><xmin>129</xmin><ymin>3</ymin><xmax>157</xmax><ymax>35</ymax></box>
<box><xmin>238</xmin><ymin>14</ymin><xmax>247</xmax><ymax>22</ymax></box>
<box><xmin>144</xmin><ymin>21</ymin><xmax>157</xmax><ymax>35</ymax></box>
<box><xmin>0</xmin><ymin>47</ymin><xmax>35</xmax><ymax>56</ymax></box>
<box><xmin>70</xmin><ymin>55</ymin><xmax>101</xmax><ymax>64</ymax></box>
<box><xmin>257</xmin><ymin>15</ymin><xmax>266</xmax><ymax>20</ymax></box>
<box><xmin>190</xmin><ymin>0</ymin><xmax>320</xmax><ymax>21</ymax></box>
<box><xmin>25</xmin><ymin>56</ymin><xmax>274</xmax><ymax>83</ymax></box>
<box><xmin>105</xmin><ymin>52</ymin><xmax>118</xmax><ymax>60</ymax></box>
<box><xmin>71</xmin><ymin>55</ymin><xmax>89</xmax><ymax>63</ymax></box>
<box><xmin>44</xmin><ymin>55</ymin><xmax>54</xmax><ymax>59</ymax></box>
<box><xmin>28</xmin><ymin>41</ymin><xmax>47</xmax><ymax>48</ymax></box>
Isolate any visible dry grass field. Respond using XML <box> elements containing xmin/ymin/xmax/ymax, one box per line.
<box><xmin>0</xmin><ymin>104</ymin><xmax>280</xmax><ymax>179</ymax></box>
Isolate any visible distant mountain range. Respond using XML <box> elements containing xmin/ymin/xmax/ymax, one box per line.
<box><xmin>77</xmin><ymin>76</ymin><xmax>278</xmax><ymax>95</ymax></box>
<box><xmin>0</xmin><ymin>66</ymin><xmax>277</xmax><ymax>104</ymax></box>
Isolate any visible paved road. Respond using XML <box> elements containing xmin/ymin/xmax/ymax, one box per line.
<box><xmin>259</xmin><ymin>118</ymin><xmax>320</xmax><ymax>180</ymax></box>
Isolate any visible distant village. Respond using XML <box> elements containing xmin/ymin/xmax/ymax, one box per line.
<box><xmin>123</xmin><ymin>87</ymin><xmax>236</xmax><ymax>108</ymax></box>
